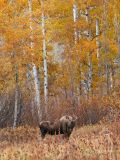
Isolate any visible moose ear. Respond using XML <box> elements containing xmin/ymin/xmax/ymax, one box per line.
<box><xmin>72</xmin><ymin>115</ymin><xmax>78</xmax><ymax>121</ymax></box>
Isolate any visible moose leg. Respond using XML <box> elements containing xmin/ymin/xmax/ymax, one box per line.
<box><xmin>40</xmin><ymin>128</ymin><xmax>48</xmax><ymax>139</ymax></box>
<box><xmin>62</xmin><ymin>122</ymin><xmax>69</xmax><ymax>139</ymax></box>
<box><xmin>41</xmin><ymin>133</ymin><xmax>46</xmax><ymax>139</ymax></box>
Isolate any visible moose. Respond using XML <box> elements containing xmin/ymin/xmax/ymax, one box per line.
<box><xmin>39</xmin><ymin>115</ymin><xmax>77</xmax><ymax>139</ymax></box>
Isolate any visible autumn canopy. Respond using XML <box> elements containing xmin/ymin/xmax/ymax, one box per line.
<box><xmin>0</xmin><ymin>0</ymin><xmax>120</xmax><ymax>127</ymax></box>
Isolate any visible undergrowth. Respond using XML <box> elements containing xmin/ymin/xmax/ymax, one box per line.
<box><xmin>0</xmin><ymin>122</ymin><xmax>120</xmax><ymax>160</ymax></box>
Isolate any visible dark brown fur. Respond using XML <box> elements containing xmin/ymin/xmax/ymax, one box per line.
<box><xmin>39</xmin><ymin>115</ymin><xmax>77</xmax><ymax>139</ymax></box>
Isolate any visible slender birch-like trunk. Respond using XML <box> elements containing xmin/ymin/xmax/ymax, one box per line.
<box><xmin>32</xmin><ymin>64</ymin><xmax>41</xmax><ymax>111</ymax></box>
<box><xmin>40</xmin><ymin>0</ymin><xmax>48</xmax><ymax>107</ymax></box>
<box><xmin>96</xmin><ymin>18</ymin><xmax>102</xmax><ymax>95</ymax></box>
<box><xmin>110</xmin><ymin>66</ymin><xmax>114</xmax><ymax>92</ymax></box>
<box><xmin>88</xmin><ymin>52</ymin><xmax>92</xmax><ymax>95</ymax></box>
<box><xmin>72</xmin><ymin>3</ymin><xmax>78</xmax><ymax>104</ymax></box>
<box><xmin>28</xmin><ymin>0</ymin><xmax>34</xmax><ymax>49</ymax></box>
<box><xmin>114</xmin><ymin>2</ymin><xmax>120</xmax><ymax>59</ymax></box>
<box><xmin>96</xmin><ymin>18</ymin><xmax>100</xmax><ymax>59</ymax></box>
<box><xmin>26</xmin><ymin>64</ymin><xmax>34</xmax><ymax>117</ymax></box>
<box><xmin>103</xmin><ymin>0</ymin><xmax>110</xmax><ymax>95</ymax></box>
<box><xmin>28</xmin><ymin>0</ymin><xmax>42</xmax><ymax>121</ymax></box>
<box><xmin>85</xmin><ymin>8</ymin><xmax>93</xmax><ymax>96</ymax></box>
<box><xmin>13</xmin><ymin>65</ymin><xmax>19</xmax><ymax>128</ymax></box>
<box><xmin>73</xmin><ymin>3</ymin><xmax>78</xmax><ymax>44</ymax></box>
<box><xmin>113</xmin><ymin>3</ymin><xmax>120</xmax><ymax>70</ymax></box>
<box><xmin>73</xmin><ymin>3</ymin><xmax>84</xmax><ymax>103</ymax></box>
<box><xmin>10</xmin><ymin>0</ymin><xmax>20</xmax><ymax>128</ymax></box>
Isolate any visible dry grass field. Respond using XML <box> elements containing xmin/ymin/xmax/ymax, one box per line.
<box><xmin>0</xmin><ymin>122</ymin><xmax>120</xmax><ymax>160</ymax></box>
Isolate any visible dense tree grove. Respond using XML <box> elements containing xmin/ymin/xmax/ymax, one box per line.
<box><xmin>0</xmin><ymin>0</ymin><xmax>120</xmax><ymax>127</ymax></box>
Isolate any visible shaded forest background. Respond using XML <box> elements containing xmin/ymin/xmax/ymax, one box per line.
<box><xmin>0</xmin><ymin>0</ymin><xmax>120</xmax><ymax>128</ymax></box>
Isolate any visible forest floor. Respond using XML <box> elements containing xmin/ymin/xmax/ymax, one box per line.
<box><xmin>0</xmin><ymin>122</ymin><xmax>120</xmax><ymax>160</ymax></box>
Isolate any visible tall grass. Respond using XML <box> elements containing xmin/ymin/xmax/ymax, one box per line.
<box><xmin>0</xmin><ymin>122</ymin><xmax>119</xmax><ymax>160</ymax></box>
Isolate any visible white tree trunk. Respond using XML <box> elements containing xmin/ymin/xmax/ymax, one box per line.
<box><xmin>73</xmin><ymin>3</ymin><xmax>78</xmax><ymax>43</ymax></box>
<box><xmin>103</xmin><ymin>0</ymin><xmax>110</xmax><ymax>94</ymax></box>
<box><xmin>72</xmin><ymin>3</ymin><xmax>79</xmax><ymax>104</ymax></box>
<box><xmin>113</xmin><ymin>6</ymin><xmax>120</xmax><ymax>68</ymax></box>
<box><xmin>28</xmin><ymin>0</ymin><xmax>34</xmax><ymax>50</ymax></box>
<box><xmin>9</xmin><ymin>0</ymin><xmax>19</xmax><ymax>129</ymax></box>
<box><xmin>13</xmin><ymin>88</ymin><xmax>18</xmax><ymax>128</ymax></box>
<box><xmin>28</xmin><ymin>0</ymin><xmax>41</xmax><ymax>121</ymax></box>
<box><xmin>26</xmin><ymin>64</ymin><xmax>34</xmax><ymax>117</ymax></box>
<box><xmin>13</xmin><ymin>65</ymin><xmax>19</xmax><ymax>128</ymax></box>
<box><xmin>85</xmin><ymin>8</ymin><xmax>93</xmax><ymax>95</ymax></box>
<box><xmin>88</xmin><ymin>53</ymin><xmax>92</xmax><ymax>94</ymax></box>
<box><xmin>32</xmin><ymin>64</ymin><xmax>42</xmax><ymax>119</ymax></box>
<box><xmin>110</xmin><ymin>68</ymin><xmax>113</xmax><ymax>91</ymax></box>
<box><xmin>41</xmin><ymin>0</ymin><xmax>48</xmax><ymax>111</ymax></box>
<box><xmin>96</xmin><ymin>18</ymin><xmax>100</xmax><ymax>59</ymax></box>
<box><xmin>96</xmin><ymin>18</ymin><xmax>102</xmax><ymax>95</ymax></box>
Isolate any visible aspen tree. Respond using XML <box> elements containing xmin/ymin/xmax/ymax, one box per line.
<box><xmin>28</xmin><ymin>0</ymin><xmax>41</xmax><ymax>121</ymax></box>
<box><xmin>41</xmin><ymin>0</ymin><xmax>48</xmax><ymax>112</ymax></box>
